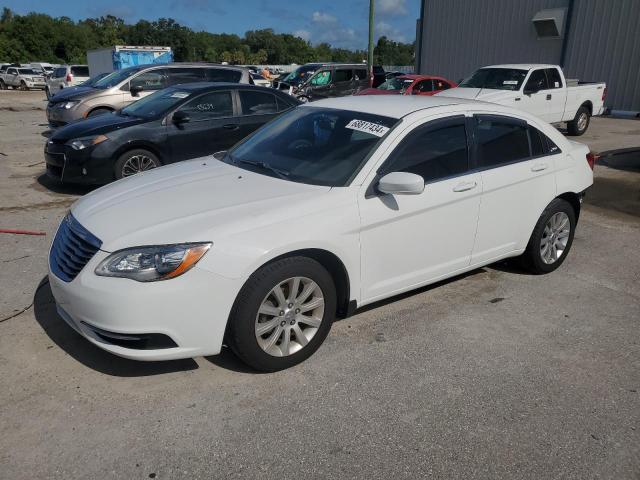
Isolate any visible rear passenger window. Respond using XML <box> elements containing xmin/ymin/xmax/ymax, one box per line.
<box><xmin>355</xmin><ymin>69</ymin><xmax>368</xmax><ymax>80</ymax></box>
<box><xmin>529</xmin><ymin>126</ymin><xmax>545</xmax><ymax>157</ymax></box>
<box><xmin>239</xmin><ymin>90</ymin><xmax>278</xmax><ymax>115</ymax></box>
<box><xmin>71</xmin><ymin>66</ymin><xmax>89</xmax><ymax>76</ymax></box>
<box><xmin>382</xmin><ymin>120</ymin><xmax>469</xmax><ymax>183</ymax></box>
<box><xmin>334</xmin><ymin>69</ymin><xmax>353</xmax><ymax>82</ymax></box>
<box><xmin>205</xmin><ymin>69</ymin><xmax>242</xmax><ymax>83</ymax></box>
<box><xmin>545</xmin><ymin>68</ymin><xmax>563</xmax><ymax>89</ymax></box>
<box><xmin>130</xmin><ymin>70</ymin><xmax>167</xmax><ymax>91</ymax></box>
<box><xmin>276</xmin><ymin>96</ymin><xmax>294</xmax><ymax>112</ymax></box>
<box><xmin>169</xmin><ymin>68</ymin><xmax>204</xmax><ymax>85</ymax></box>
<box><xmin>54</xmin><ymin>67</ymin><xmax>66</xmax><ymax>78</ymax></box>
<box><xmin>475</xmin><ymin>116</ymin><xmax>530</xmax><ymax>168</ymax></box>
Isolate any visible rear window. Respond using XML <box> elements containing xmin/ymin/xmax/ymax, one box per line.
<box><xmin>334</xmin><ymin>69</ymin><xmax>353</xmax><ymax>82</ymax></box>
<box><xmin>205</xmin><ymin>69</ymin><xmax>242</xmax><ymax>83</ymax></box>
<box><xmin>239</xmin><ymin>90</ymin><xmax>278</xmax><ymax>115</ymax></box>
<box><xmin>168</xmin><ymin>68</ymin><xmax>205</xmax><ymax>85</ymax></box>
<box><xmin>71</xmin><ymin>66</ymin><xmax>89</xmax><ymax>76</ymax></box>
<box><xmin>53</xmin><ymin>67</ymin><xmax>66</xmax><ymax>78</ymax></box>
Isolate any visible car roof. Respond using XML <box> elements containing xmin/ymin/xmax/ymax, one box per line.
<box><xmin>483</xmin><ymin>64</ymin><xmax>558</xmax><ymax>70</ymax></box>
<box><xmin>169</xmin><ymin>82</ymin><xmax>297</xmax><ymax>97</ymax></box>
<box><xmin>302</xmin><ymin>95</ymin><xmax>482</xmax><ymax>119</ymax></box>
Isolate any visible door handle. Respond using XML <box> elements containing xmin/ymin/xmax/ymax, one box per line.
<box><xmin>452</xmin><ymin>181</ymin><xmax>477</xmax><ymax>192</ymax></box>
<box><xmin>546</xmin><ymin>94</ymin><xmax>552</xmax><ymax>100</ymax></box>
<box><xmin>223</xmin><ymin>124</ymin><xmax>239</xmax><ymax>130</ymax></box>
<box><xmin>531</xmin><ymin>163</ymin><xmax>548</xmax><ymax>172</ymax></box>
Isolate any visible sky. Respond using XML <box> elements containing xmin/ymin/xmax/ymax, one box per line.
<box><xmin>0</xmin><ymin>0</ymin><xmax>421</xmax><ymax>50</ymax></box>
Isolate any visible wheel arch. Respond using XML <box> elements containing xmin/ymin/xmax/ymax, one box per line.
<box><xmin>113</xmin><ymin>141</ymin><xmax>164</xmax><ymax>165</ymax></box>
<box><xmin>253</xmin><ymin>248</ymin><xmax>353</xmax><ymax>319</ymax></box>
<box><xmin>86</xmin><ymin>105</ymin><xmax>115</xmax><ymax>117</ymax></box>
<box><xmin>580</xmin><ymin>100</ymin><xmax>593</xmax><ymax>115</ymax></box>
<box><xmin>557</xmin><ymin>191</ymin><xmax>581</xmax><ymax>220</ymax></box>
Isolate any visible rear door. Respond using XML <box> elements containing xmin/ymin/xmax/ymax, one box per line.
<box><xmin>354</xmin><ymin>68</ymin><xmax>369</xmax><ymax>93</ymax></box>
<box><xmin>333</xmin><ymin>68</ymin><xmax>355</xmax><ymax>96</ymax></box>
<box><xmin>519</xmin><ymin>69</ymin><xmax>552</xmax><ymax>121</ymax></box>
<box><xmin>470</xmin><ymin>114</ymin><xmax>557</xmax><ymax>264</ymax></box>
<box><xmin>166</xmin><ymin>89</ymin><xmax>237</xmax><ymax>162</ymax></box>
<box><xmin>545</xmin><ymin>67</ymin><xmax>567</xmax><ymax>122</ymax></box>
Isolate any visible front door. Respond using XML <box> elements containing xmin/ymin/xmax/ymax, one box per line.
<box><xmin>122</xmin><ymin>68</ymin><xmax>168</xmax><ymax>108</ymax></box>
<box><xmin>306</xmin><ymin>69</ymin><xmax>333</xmax><ymax>100</ymax></box>
<box><xmin>234</xmin><ymin>89</ymin><xmax>287</xmax><ymax>140</ymax></box>
<box><xmin>167</xmin><ymin>89</ymin><xmax>240</xmax><ymax>163</ymax></box>
<box><xmin>358</xmin><ymin>116</ymin><xmax>482</xmax><ymax>302</ymax></box>
<box><xmin>470</xmin><ymin>114</ymin><xmax>557</xmax><ymax>264</ymax></box>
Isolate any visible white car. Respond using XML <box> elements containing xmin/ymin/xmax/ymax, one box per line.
<box><xmin>45</xmin><ymin>65</ymin><xmax>90</xmax><ymax>99</ymax></box>
<box><xmin>48</xmin><ymin>96</ymin><xmax>594</xmax><ymax>371</ymax></box>
<box><xmin>438</xmin><ymin>64</ymin><xmax>606</xmax><ymax>136</ymax></box>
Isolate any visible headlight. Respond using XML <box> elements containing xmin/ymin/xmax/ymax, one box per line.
<box><xmin>95</xmin><ymin>243</ymin><xmax>212</xmax><ymax>282</ymax></box>
<box><xmin>68</xmin><ymin>134</ymin><xmax>108</xmax><ymax>150</ymax></box>
<box><xmin>57</xmin><ymin>101</ymin><xmax>78</xmax><ymax>110</ymax></box>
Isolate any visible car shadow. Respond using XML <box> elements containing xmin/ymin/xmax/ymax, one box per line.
<box><xmin>36</xmin><ymin>173</ymin><xmax>97</xmax><ymax>196</ymax></box>
<box><xmin>204</xmin><ymin>347</ymin><xmax>268</xmax><ymax>374</ymax></box>
<box><xmin>33</xmin><ymin>277</ymin><xmax>199</xmax><ymax>377</ymax></box>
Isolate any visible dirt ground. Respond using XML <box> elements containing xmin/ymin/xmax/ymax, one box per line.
<box><xmin>0</xmin><ymin>90</ymin><xmax>639</xmax><ymax>479</ymax></box>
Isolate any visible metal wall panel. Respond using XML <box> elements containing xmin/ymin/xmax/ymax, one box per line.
<box><xmin>562</xmin><ymin>0</ymin><xmax>640</xmax><ymax>111</ymax></box>
<box><xmin>418</xmin><ymin>0</ymin><xmax>640</xmax><ymax>110</ymax></box>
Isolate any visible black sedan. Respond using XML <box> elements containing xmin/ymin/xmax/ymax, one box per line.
<box><xmin>44</xmin><ymin>83</ymin><xmax>300</xmax><ymax>184</ymax></box>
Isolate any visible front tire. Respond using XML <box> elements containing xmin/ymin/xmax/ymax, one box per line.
<box><xmin>567</xmin><ymin>106</ymin><xmax>590</xmax><ymax>136</ymax></box>
<box><xmin>519</xmin><ymin>198</ymin><xmax>577</xmax><ymax>274</ymax></box>
<box><xmin>227</xmin><ymin>256</ymin><xmax>337</xmax><ymax>372</ymax></box>
<box><xmin>19</xmin><ymin>81</ymin><xmax>29</xmax><ymax>91</ymax></box>
<box><xmin>114</xmin><ymin>149</ymin><xmax>161</xmax><ymax>180</ymax></box>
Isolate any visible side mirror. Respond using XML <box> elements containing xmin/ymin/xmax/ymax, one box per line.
<box><xmin>523</xmin><ymin>86</ymin><xmax>538</xmax><ymax>95</ymax></box>
<box><xmin>172</xmin><ymin>110</ymin><xmax>190</xmax><ymax>125</ymax></box>
<box><xmin>130</xmin><ymin>85</ymin><xmax>143</xmax><ymax>97</ymax></box>
<box><xmin>377</xmin><ymin>172</ymin><xmax>424</xmax><ymax>195</ymax></box>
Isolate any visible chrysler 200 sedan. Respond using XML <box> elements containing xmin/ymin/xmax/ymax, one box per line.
<box><xmin>48</xmin><ymin>96</ymin><xmax>594</xmax><ymax>371</ymax></box>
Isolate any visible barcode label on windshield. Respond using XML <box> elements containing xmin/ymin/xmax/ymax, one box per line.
<box><xmin>345</xmin><ymin>119</ymin><xmax>390</xmax><ymax>137</ymax></box>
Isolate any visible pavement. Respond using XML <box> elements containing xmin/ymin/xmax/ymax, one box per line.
<box><xmin>0</xmin><ymin>90</ymin><xmax>638</xmax><ymax>479</ymax></box>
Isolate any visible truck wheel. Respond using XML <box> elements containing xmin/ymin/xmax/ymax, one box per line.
<box><xmin>567</xmin><ymin>106</ymin><xmax>590</xmax><ymax>136</ymax></box>
<box><xmin>19</xmin><ymin>81</ymin><xmax>29</xmax><ymax>91</ymax></box>
<box><xmin>0</xmin><ymin>80</ymin><xmax>6</xmax><ymax>90</ymax></box>
<box><xmin>114</xmin><ymin>149</ymin><xmax>161</xmax><ymax>179</ymax></box>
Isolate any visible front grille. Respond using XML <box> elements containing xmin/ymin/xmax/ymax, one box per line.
<box><xmin>50</xmin><ymin>214</ymin><xmax>102</xmax><ymax>282</ymax></box>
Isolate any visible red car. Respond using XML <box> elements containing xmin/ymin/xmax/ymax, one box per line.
<box><xmin>357</xmin><ymin>74</ymin><xmax>457</xmax><ymax>96</ymax></box>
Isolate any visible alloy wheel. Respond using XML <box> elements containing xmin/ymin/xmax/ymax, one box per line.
<box><xmin>540</xmin><ymin>212</ymin><xmax>571</xmax><ymax>264</ymax></box>
<box><xmin>121</xmin><ymin>154</ymin><xmax>158</xmax><ymax>177</ymax></box>
<box><xmin>577</xmin><ymin>112</ymin><xmax>588</xmax><ymax>132</ymax></box>
<box><xmin>255</xmin><ymin>276</ymin><xmax>325</xmax><ymax>357</ymax></box>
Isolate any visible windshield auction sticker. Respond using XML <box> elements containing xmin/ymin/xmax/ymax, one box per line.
<box><xmin>345</xmin><ymin>119</ymin><xmax>390</xmax><ymax>137</ymax></box>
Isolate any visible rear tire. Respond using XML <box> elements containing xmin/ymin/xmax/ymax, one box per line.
<box><xmin>567</xmin><ymin>106</ymin><xmax>590</xmax><ymax>136</ymax></box>
<box><xmin>114</xmin><ymin>149</ymin><xmax>161</xmax><ymax>180</ymax></box>
<box><xmin>19</xmin><ymin>81</ymin><xmax>28</xmax><ymax>91</ymax></box>
<box><xmin>227</xmin><ymin>256</ymin><xmax>337</xmax><ymax>372</ymax></box>
<box><xmin>519</xmin><ymin>198</ymin><xmax>577</xmax><ymax>274</ymax></box>
<box><xmin>0</xmin><ymin>80</ymin><xmax>6</xmax><ymax>90</ymax></box>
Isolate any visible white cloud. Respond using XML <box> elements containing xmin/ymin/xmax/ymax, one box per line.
<box><xmin>376</xmin><ymin>21</ymin><xmax>408</xmax><ymax>43</ymax></box>
<box><xmin>294</xmin><ymin>29</ymin><xmax>311</xmax><ymax>41</ymax></box>
<box><xmin>312</xmin><ymin>11</ymin><xmax>337</xmax><ymax>24</ymax></box>
<box><xmin>377</xmin><ymin>0</ymin><xmax>408</xmax><ymax>16</ymax></box>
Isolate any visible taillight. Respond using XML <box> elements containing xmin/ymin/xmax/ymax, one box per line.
<box><xmin>66</xmin><ymin>73</ymin><xmax>72</xmax><ymax>82</ymax></box>
<box><xmin>586</xmin><ymin>151</ymin><xmax>598</xmax><ymax>170</ymax></box>
<box><xmin>601</xmin><ymin>86</ymin><xmax>607</xmax><ymax>101</ymax></box>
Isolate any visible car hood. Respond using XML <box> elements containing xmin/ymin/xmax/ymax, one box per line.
<box><xmin>356</xmin><ymin>88</ymin><xmax>400</xmax><ymax>96</ymax></box>
<box><xmin>71</xmin><ymin>158</ymin><xmax>331</xmax><ymax>250</ymax></box>
<box><xmin>50</xmin><ymin>113</ymin><xmax>145</xmax><ymax>141</ymax></box>
<box><xmin>48</xmin><ymin>87</ymin><xmax>99</xmax><ymax>103</ymax></box>
<box><xmin>435</xmin><ymin>87</ymin><xmax>516</xmax><ymax>102</ymax></box>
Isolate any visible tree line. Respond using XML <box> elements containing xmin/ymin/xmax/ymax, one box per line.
<box><xmin>0</xmin><ymin>8</ymin><xmax>415</xmax><ymax>66</ymax></box>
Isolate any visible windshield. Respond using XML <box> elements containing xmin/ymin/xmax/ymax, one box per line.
<box><xmin>226</xmin><ymin>107</ymin><xmax>397</xmax><ymax>187</ymax></box>
<box><xmin>93</xmin><ymin>67</ymin><xmax>142</xmax><ymax>89</ymax></box>
<box><xmin>281</xmin><ymin>65</ymin><xmax>319</xmax><ymax>85</ymax></box>
<box><xmin>121</xmin><ymin>88</ymin><xmax>190</xmax><ymax>119</ymax></box>
<box><xmin>81</xmin><ymin>73</ymin><xmax>109</xmax><ymax>87</ymax></box>
<box><xmin>378</xmin><ymin>77</ymin><xmax>414</xmax><ymax>91</ymax></box>
<box><xmin>459</xmin><ymin>68</ymin><xmax>527</xmax><ymax>91</ymax></box>
<box><xmin>18</xmin><ymin>69</ymin><xmax>39</xmax><ymax>75</ymax></box>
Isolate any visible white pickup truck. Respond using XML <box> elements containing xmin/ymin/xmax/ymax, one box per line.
<box><xmin>0</xmin><ymin>66</ymin><xmax>47</xmax><ymax>91</ymax></box>
<box><xmin>437</xmin><ymin>64</ymin><xmax>606</xmax><ymax>135</ymax></box>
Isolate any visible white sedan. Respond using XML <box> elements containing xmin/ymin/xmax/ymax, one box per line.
<box><xmin>48</xmin><ymin>96</ymin><xmax>594</xmax><ymax>371</ymax></box>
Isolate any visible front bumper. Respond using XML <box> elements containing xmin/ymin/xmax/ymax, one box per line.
<box><xmin>46</xmin><ymin>103</ymin><xmax>87</xmax><ymax>126</ymax></box>
<box><xmin>44</xmin><ymin>141</ymin><xmax>115</xmax><ymax>184</ymax></box>
<box><xmin>48</xmin><ymin>249</ymin><xmax>242</xmax><ymax>361</ymax></box>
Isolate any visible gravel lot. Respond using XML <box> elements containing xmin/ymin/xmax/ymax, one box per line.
<box><xmin>0</xmin><ymin>90</ymin><xmax>638</xmax><ymax>479</ymax></box>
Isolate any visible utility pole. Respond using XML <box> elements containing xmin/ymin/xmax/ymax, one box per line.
<box><xmin>368</xmin><ymin>0</ymin><xmax>375</xmax><ymax>86</ymax></box>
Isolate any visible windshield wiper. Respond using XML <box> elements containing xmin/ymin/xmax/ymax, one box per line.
<box><xmin>237</xmin><ymin>159</ymin><xmax>290</xmax><ymax>179</ymax></box>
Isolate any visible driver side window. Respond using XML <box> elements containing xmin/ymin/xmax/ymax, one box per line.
<box><xmin>130</xmin><ymin>70</ymin><xmax>167</xmax><ymax>92</ymax></box>
<box><xmin>310</xmin><ymin>70</ymin><xmax>332</xmax><ymax>86</ymax></box>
